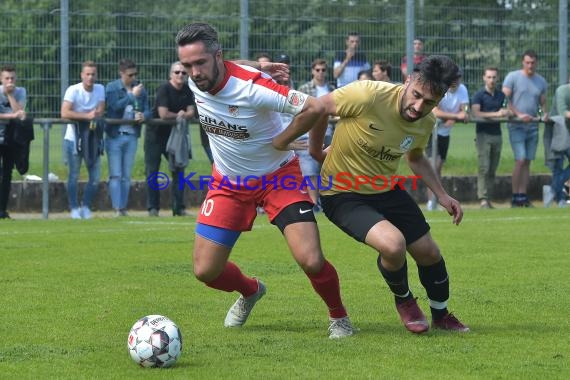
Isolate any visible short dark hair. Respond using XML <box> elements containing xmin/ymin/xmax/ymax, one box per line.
<box><xmin>175</xmin><ymin>23</ymin><xmax>221</xmax><ymax>54</ymax></box>
<box><xmin>374</xmin><ymin>59</ymin><xmax>392</xmax><ymax>78</ymax></box>
<box><xmin>255</xmin><ymin>52</ymin><xmax>272</xmax><ymax>61</ymax></box>
<box><xmin>311</xmin><ymin>58</ymin><xmax>327</xmax><ymax>69</ymax></box>
<box><xmin>483</xmin><ymin>66</ymin><xmax>499</xmax><ymax>75</ymax></box>
<box><xmin>358</xmin><ymin>70</ymin><xmax>372</xmax><ymax>80</ymax></box>
<box><xmin>413</xmin><ymin>55</ymin><xmax>460</xmax><ymax>97</ymax></box>
<box><xmin>522</xmin><ymin>49</ymin><xmax>538</xmax><ymax>60</ymax></box>
<box><xmin>0</xmin><ymin>64</ymin><xmax>16</xmax><ymax>73</ymax></box>
<box><xmin>119</xmin><ymin>59</ymin><xmax>136</xmax><ymax>72</ymax></box>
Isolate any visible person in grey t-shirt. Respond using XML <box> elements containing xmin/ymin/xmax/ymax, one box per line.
<box><xmin>502</xmin><ymin>49</ymin><xmax>548</xmax><ymax>207</ymax></box>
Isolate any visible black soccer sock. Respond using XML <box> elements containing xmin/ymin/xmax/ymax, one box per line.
<box><xmin>377</xmin><ymin>256</ymin><xmax>412</xmax><ymax>304</ymax></box>
<box><xmin>418</xmin><ymin>258</ymin><xmax>449</xmax><ymax>320</ymax></box>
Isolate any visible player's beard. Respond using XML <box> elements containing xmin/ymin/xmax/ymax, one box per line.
<box><xmin>193</xmin><ymin>62</ymin><xmax>220</xmax><ymax>93</ymax></box>
<box><xmin>399</xmin><ymin>86</ymin><xmax>423</xmax><ymax>122</ymax></box>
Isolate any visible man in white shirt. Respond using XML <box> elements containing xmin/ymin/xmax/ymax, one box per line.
<box><xmin>60</xmin><ymin>61</ymin><xmax>105</xmax><ymax>219</ymax></box>
<box><xmin>426</xmin><ymin>76</ymin><xmax>469</xmax><ymax>210</ymax></box>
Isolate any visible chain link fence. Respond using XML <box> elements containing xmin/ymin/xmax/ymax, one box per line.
<box><xmin>0</xmin><ymin>0</ymin><xmax>566</xmax><ymax>181</ymax></box>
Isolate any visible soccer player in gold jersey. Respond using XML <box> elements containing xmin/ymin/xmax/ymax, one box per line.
<box><xmin>305</xmin><ymin>55</ymin><xmax>469</xmax><ymax>333</ymax></box>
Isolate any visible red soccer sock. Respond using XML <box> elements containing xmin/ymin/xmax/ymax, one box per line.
<box><xmin>306</xmin><ymin>260</ymin><xmax>347</xmax><ymax>319</ymax></box>
<box><xmin>205</xmin><ymin>261</ymin><xmax>259</xmax><ymax>297</ymax></box>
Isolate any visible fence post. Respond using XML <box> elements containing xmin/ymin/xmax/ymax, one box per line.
<box><xmin>41</xmin><ymin>121</ymin><xmax>51</xmax><ymax>219</ymax></box>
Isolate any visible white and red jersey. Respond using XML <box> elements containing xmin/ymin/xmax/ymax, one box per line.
<box><xmin>188</xmin><ymin>61</ymin><xmax>307</xmax><ymax>179</ymax></box>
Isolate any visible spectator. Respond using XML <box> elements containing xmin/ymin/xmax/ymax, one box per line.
<box><xmin>199</xmin><ymin>125</ymin><xmax>214</xmax><ymax>164</ymax></box>
<box><xmin>61</xmin><ymin>61</ymin><xmax>105</xmax><ymax>220</ymax></box>
<box><xmin>471</xmin><ymin>66</ymin><xmax>512</xmax><ymax>209</ymax></box>
<box><xmin>400</xmin><ymin>38</ymin><xmax>427</xmax><ymax>82</ymax></box>
<box><xmin>296</xmin><ymin>58</ymin><xmax>336</xmax><ymax>209</ymax></box>
<box><xmin>333</xmin><ymin>32</ymin><xmax>371</xmax><ymax>88</ymax></box>
<box><xmin>310</xmin><ymin>55</ymin><xmax>469</xmax><ymax>334</ymax></box>
<box><xmin>145</xmin><ymin>61</ymin><xmax>196</xmax><ymax>217</ymax></box>
<box><xmin>502</xmin><ymin>49</ymin><xmax>548</xmax><ymax>207</ymax></box>
<box><xmin>543</xmin><ymin>80</ymin><xmax>570</xmax><ymax>208</ymax></box>
<box><xmin>0</xmin><ymin>64</ymin><xmax>30</xmax><ymax>220</ymax></box>
<box><xmin>255</xmin><ymin>52</ymin><xmax>272</xmax><ymax>64</ymax></box>
<box><xmin>275</xmin><ymin>54</ymin><xmax>294</xmax><ymax>88</ymax></box>
<box><xmin>105</xmin><ymin>59</ymin><xmax>151</xmax><ymax>217</ymax></box>
<box><xmin>357</xmin><ymin>70</ymin><xmax>373</xmax><ymax>81</ymax></box>
<box><xmin>372</xmin><ymin>59</ymin><xmax>393</xmax><ymax>82</ymax></box>
<box><xmin>176</xmin><ymin>22</ymin><xmax>354</xmax><ymax>338</ymax></box>
<box><xmin>426</xmin><ymin>74</ymin><xmax>469</xmax><ymax>211</ymax></box>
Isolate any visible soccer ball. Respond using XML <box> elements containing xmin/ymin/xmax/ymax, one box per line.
<box><xmin>127</xmin><ymin>315</ymin><xmax>183</xmax><ymax>368</ymax></box>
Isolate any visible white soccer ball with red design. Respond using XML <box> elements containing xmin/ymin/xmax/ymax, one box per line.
<box><xmin>127</xmin><ymin>315</ymin><xmax>182</xmax><ymax>368</ymax></box>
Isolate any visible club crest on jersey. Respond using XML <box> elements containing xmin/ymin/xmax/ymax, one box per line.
<box><xmin>288</xmin><ymin>92</ymin><xmax>305</xmax><ymax>107</ymax></box>
<box><xmin>400</xmin><ymin>135</ymin><xmax>414</xmax><ymax>151</ymax></box>
<box><xmin>228</xmin><ymin>105</ymin><xmax>239</xmax><ymax>117</ymax></box>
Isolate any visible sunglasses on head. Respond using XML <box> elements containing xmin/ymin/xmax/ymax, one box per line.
<box><xmin>173</xmin><ymin>70</ymin><xmax>187</xmax><ymax>75</ymax></box>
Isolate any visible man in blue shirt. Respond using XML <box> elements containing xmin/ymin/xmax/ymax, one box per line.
<box><xmin>471</xmin><ymin>66</ymin><xmax>512</xmax><ymax>209</ymax></box>
<box><xmin>333</xmin><ymin>32</ymin><xmax>370</xmax><ymax>88</ymax></box>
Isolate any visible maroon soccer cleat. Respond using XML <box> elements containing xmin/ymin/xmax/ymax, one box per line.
<box><xmin>395</xmin><ymin>298</ymin><xmax>429</xmax><ymax>334</ymax></box>
<box><xmin>432</xmin><ymin>312</ymin><xmax>470</xmax><ymax>332</ymax></box>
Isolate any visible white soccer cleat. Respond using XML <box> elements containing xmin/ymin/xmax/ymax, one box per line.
<box><xmin>328</xmin><ymin>316</ymin><xmax>356</xmax><ymax>339</ymax></box>
<box><xmin>224</xmin><ymin>280</ymin><xmax>266</xmax><ymax>327</ymax></box>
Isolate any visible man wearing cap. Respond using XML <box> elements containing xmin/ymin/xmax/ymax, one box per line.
<box><xmin>276</xmin><ymin>54</ymin><xmax>294</xmax><ymax>89</ymax></box>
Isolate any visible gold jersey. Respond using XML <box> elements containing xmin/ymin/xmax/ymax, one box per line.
<box><xmin>321</xmin><ymin>80</ymin><xmax>434</xmax><ymax>195</ymax></box>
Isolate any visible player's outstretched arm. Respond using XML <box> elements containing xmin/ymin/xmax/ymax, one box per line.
<box><xmin>233</xmin><ymin>60</ymin><xmax>290</xmax><ymax>83</ymax></box>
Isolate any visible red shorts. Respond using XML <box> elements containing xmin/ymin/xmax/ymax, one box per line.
<box><xmin>197</xmin><ymin>156</ymin><xmax>313</xmax><ymax>231</ymax></box>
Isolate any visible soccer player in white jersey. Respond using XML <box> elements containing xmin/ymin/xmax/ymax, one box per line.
<box><xmin>175</xmin><ymin>22</ymin><xmax>354</xmax><ymax>339</ymax></box>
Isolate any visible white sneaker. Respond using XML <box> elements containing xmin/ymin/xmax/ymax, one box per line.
<box><xmin>81</xmin><ymin>206</ymin><xmax>92</xmax><ymax>220</ymax></box>
<box><xmin>224</xmin><ymin>280</ymin><xmax>266</xmax><ymax>327</ymax></box>
<box><xmin>426</xmin><ymin>200</ymin><xmax>436</xmax><ymax>211</ymax></box>
<box><xmin>543</xmin><ymin>185</ymin><xmax>554</xmax><ymax>208</ymax></box>
<box><xmin>70</xmin><ymin>208</ymin><xmax>81</xmax><ymax>219</ymax></box>
<box><xmin>328</xmin><ymin>316</ymin><xmax>356</xmax><ymax>339</ymax></box>
<box><xmin>558</xmin><ymin>200</ymin><xmax>568</xmax><ymax>208</ymax></box>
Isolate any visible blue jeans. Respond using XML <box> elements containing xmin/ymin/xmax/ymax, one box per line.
<box><xmin>508</xmin><ymin>124</ymin><xmax>539</xmax><ymax>160</ymax></box>
<box><xmin>105</xmin><ymin>134</ymin><xmax>139</xmax><ymax>210</ymax></box>
<box><xmin>64</xmin><ymin>139</ymin><xmax>101</xmax><ymax>209</ymax></box>
<box><xmin>551</xmin><ymin>149</ymin><xmax>570</xmax><ymax>202</ymax></box>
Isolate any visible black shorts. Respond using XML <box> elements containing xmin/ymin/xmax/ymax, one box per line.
<box><xmin>321</xmin><ymin>189</ymin><xmax>430</xmax><ymax>245</ymax></box>
<box><xmin>426</xmin><ymin>134</ymin><xmax>450</xmax><ymax>161</ymax></box>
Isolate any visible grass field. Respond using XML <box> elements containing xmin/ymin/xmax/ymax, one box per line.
<box><xmin>23</xmin><ymin>121</ymin><xmax>551</xmax><ymax>183</ymax></box>
<box><xmin>1</xmin><ymin>208</ymin><xmax>569</xmax><ymax>379</ymax></box>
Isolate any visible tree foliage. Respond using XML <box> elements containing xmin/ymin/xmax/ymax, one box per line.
<box><xmin>0</xmin><ymin>0</ymin><xmax>564</xmax><ymax>117</ymax></box>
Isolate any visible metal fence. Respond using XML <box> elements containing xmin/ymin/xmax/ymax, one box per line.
<box><xmin>1</xmin><ymin>0</ymin><xmax>567</xmax><ymax>185</ymax></box>
<box><xmin>1</xmin><ymin>1</ymin><xmax>566</xmax><ymax>118</ymax></box>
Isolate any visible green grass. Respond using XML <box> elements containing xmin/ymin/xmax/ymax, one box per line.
<box><xmin>23</xmin><ymin>122</ymin><xmax>549</xmax><ymax>183</ymax></box>
<box><xmin>1</xmin><ymin>209</ymin><xmax>569</xmax><ymax>379</ymax></box>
